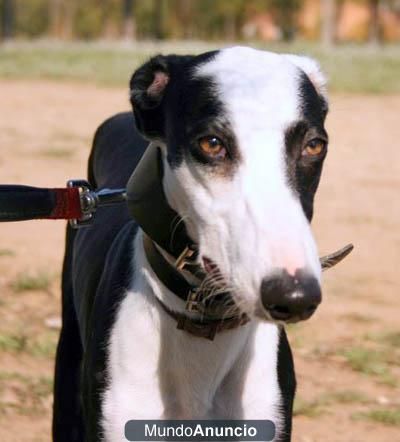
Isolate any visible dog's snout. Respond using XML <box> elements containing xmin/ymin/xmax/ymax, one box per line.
<box><xmin>260</xmin><ymin>270</ymin><xmax>321</xmax><ymax>322</ymax></box>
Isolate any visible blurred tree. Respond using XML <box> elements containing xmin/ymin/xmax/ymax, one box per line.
<box><xmin>49</xmin><ymin>0</ymin><xmax>62</xmax><ymax>38</ymax></box>
<box><xmin>270</xmin><ymin>0</ymin><xmax>302</xmax><ymax>41</ymax></box>
<box><xmin>215</xmin><ymin>0</ymin><xmax>246</xmax><ymax>40</ymax></box>
<box><xmin>321</xmin><ymin>0</ymin><xmax>336</xmax><ymax>46</ymax></box>
<box><xmin>135</xmin><ymin>0</ymin><xmax>156</xmax><ymax>39</ymax></box>
<box><xmin>368</xmin><ymin>0</ymin><xmax>380</xmax><ymax>43</ymax></box>
<box><xmin>14</xmin><ymin>0</ymin><xmax>48</xmax><ymax>38</ymax></box>
<box><xmin>2</xmin><ymin>0</ymin><xmax>394</xmax><ymax>43</ymax></box>
<box><xmin>63</xmin><ymin>0</ymin><xmax>76</xmax><ymax>39</ymax></box>
<box><xmin>153</xmin><ymin>0</ymin><xmax>165</xmax><ymax>39</ymax></box>
<box><xmin>176</xmin><ymin>0</ymin><xmax>193</xmax><ymax>39</ymax></box>
<box><xmin>75</xmin><ymin>0</ymin><xmax>106</xmax><ymax>40</ymax></box>
<box><xmin>123</xmin><ymin>0</ymin><xmax>136</xmax><ymax>39</ymax></box>
<box><xmin>1</xmin><ymin>0</ymin><xmax>14</xmax><ymax>40</ymax></box>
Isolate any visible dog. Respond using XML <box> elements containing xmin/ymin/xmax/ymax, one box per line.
<box><xmin>53</xmin><ymin>46</ymin><xmax>329</xmax><ymax>442</ymax></box>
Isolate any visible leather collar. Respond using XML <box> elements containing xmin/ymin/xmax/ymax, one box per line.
<box><xmin>143</xmin><ymin>234</ymin><xmax>249</xmax><ymax>340</ymax></box>
<box><xmin>156</xmin><ymin>297</ymin><xmax>250</xmax><ymax>341</ymax></box>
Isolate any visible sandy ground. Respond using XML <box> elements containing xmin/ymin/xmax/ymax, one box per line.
<box><xmin>0</xmin><ymin>80</ymin><xmax>399</xmax><ymax>442</ymax></box>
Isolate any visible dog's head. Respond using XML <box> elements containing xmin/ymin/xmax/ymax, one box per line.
<box><xmin>130</xmin><ymin>47</ymin><xmax>329</xmax><ymax>324</ymax></box>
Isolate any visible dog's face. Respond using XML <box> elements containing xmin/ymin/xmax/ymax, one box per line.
<box><xmin>130</xmin><ymin>47</ymin><xmax>329</xmax><ymax>323</ymax></box>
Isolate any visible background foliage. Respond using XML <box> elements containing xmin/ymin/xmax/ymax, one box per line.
<box><xmin>1</xmin><ymin>0</ymin><xmax>399</xmax><ymax>43</ymax></box>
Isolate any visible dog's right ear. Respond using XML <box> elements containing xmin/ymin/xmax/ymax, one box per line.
<box><xmin>130</xmin><ymin>55</ymin><xmax>170</xmax><ymax>141</ymax></box>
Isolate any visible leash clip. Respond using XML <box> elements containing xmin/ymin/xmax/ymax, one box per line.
<box><xmin>67</xmin><ymin>180</ymin><xmax>95</xmax><ymax>228</ymax></box>
<box><xmin>67</xmin><ymin>180</ymin><xmax>127</xmax><ymax>229</ymax></box>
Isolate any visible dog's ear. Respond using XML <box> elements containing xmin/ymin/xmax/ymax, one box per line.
<box><xmin>130</xmin><ymin>55</ymin><xmax>170</xmax><ymax>140</ymax></box>
<box><xmin>284</xmin><ymin>55</ymin><xmax>328</xmax><ymax>112</ymax></box>
<box><xmin>284</xmin><ymin>55</ymin><xmax>327</xmax><ymax>97</ymax></box>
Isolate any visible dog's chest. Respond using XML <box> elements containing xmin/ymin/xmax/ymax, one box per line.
<box><xmin>101</xmin><ymin>287</ymin><xmax>283</xmax><ymax>442</ymax></box>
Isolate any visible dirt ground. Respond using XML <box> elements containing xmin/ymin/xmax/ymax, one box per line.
<box><xmin>0</xmin><ymin>80</ymin><xmax>399</xmax><ymax>442</ymax></box>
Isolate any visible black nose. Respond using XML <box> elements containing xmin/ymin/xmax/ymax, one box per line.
<box><xmin>260</xmin><ymin>269</ymin><xmax>321</xmax><ymax>322</ymax></box>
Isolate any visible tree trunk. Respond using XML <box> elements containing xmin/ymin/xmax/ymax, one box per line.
<box><xmin>321</xmin><ymin>0</ymin><xmax>335</xmax><ymax>46</ymax></box>
<box><xmin>178</xmin><ymin>0</ymin><xmax>192</xmax><ymax>39</ymax></box>
<box><xmin>49</xmin><ymin>0</ymin><xmax>62</xmax><ymax>39</ymax></box>
<box><xmin>1</xmin><ymin>0</ymin><xmax>14</xmax><ymax>40</ymax></box>
<box><xmin>123</xmin><ymin>0</ymin><xmax>136</xmax><ymax>40</ymax></box>
<box><xmin>273</xmin><ymin>0</ymin><xmax>299</xmax><ymax>42</ymax></box>
<box><xmin>368</xmin><ymin>0</ymin><xmax>380</xmax><ymax>45</ymax></box>
<box><xmin>62</xmin><ymin>1</ymin><xmax>76</xmax><ymax>40</ymax></box>
<box><xmin>153</xmin><ymin>0</ymin><xmax>164</xmax><ymax>40</ymax></box>
<box><xmin>224</xmin><ymin>15</ymin><xmax>236</xmax><ymax>41</ymax></box>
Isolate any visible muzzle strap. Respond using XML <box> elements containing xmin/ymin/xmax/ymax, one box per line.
<box><xmin>143</xmin><ymin>233</ymin><xmax>249</xmax><ymax>340</ymax></box>
<box><xmin>143</xmin><ymin>232</ymin><xmax>198</xmax><ymax>303</ymax></box>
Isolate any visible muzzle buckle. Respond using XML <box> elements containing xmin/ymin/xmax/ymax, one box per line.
<box><xmin>185</xmin><ymin>288</ymin><xmax>200</xmax><ymax>313</ymax></box>
<box><xmin>175</xmin><ymin>245</ymin><xmax>198</xmax><ymax>271</ymax></box>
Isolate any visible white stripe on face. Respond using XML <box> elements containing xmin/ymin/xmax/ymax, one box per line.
<box><xmin>164</xmin><ymin>47</ymin><xmax>323</xmax><ymax>315</ymax></box>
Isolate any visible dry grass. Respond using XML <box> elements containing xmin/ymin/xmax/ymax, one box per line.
<box><xmin>11</xmin><ymin>271</ymin><xmax>53</xmax><ymax>293</ymax></box>
<box><xmin>353</xmin><ymin>408</ymin><xmax>400</xmax><ymax>427</ymax></box>
<box><xmin>0</xmin><ymin>78</ymin><xmax>399</xmax><ymax>441</ymax></box>
<box><xmin>1</xmin><ymin>41</ymin><xmax>399</xmax><ymax>93</ymax></box>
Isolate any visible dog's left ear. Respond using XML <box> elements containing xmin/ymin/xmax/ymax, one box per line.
<box><xmin>130</xmin><ymin>55</ymin><xmax>171</xmax><ymax>140</ymax></box>
<box><xmin>284</xmin><ymin>55</ymin><xmax>328</xmax><ymax>112</ymax></box>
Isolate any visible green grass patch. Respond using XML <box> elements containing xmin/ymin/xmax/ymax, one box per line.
<box><xmin>1</xmin><ymin>41</ymin><xmax>400</xmax><ymax>94</ymax></box>
<box><xmin>324</xmin><ymin>390</ymin><xmax>370</xmax><ymax>405</ymax></box>
<box><xmin>29</xmin><ymin>332</ymin><xmax>58</xmax><ymax>358</ymax></box>
<box><xmin>0</xmin><ymin>371</ymin><xmax>30</xmax><ymax>383</ymax></box>
<box><xmin>38</xmin><ymin>147</ymin><xmax>74</xmax><ymax>158</ymax></box>
<box><xmin>0</xmin><ymin>330</ymin><xmax>57</xmax><ymax>359</ymax></box>
<box><xmin>352</xmin><ymin>408</ymin><xmax>400</xmax><ymax>427</ymax></box>
<box><xmin>11</xmin><ymin>271</ymin><xmax>52</xmax><ymax>293</ymax></box>
<box><xmin>293</xmin><ymin>396</ymin><xmax>328</xmax><ymax>417</ymax></box>
<box><xmin>294</xmin><ymin>389</ymin><xmax>371</xmax><ymax>418</ymax></box>
<box><xmin>0</xmin><ymin>248</ymin><xmax>15</xmax><ymax>258</ymax></box>
<box><xmin>30</xmin><ymin>375</ymin><xmax>53</xmax><ymax>399</ymax></box>
<box><xmin>365</xmin><ymin>331</ymin><xmax>400</xmax><ymax>348</ymax></box>
<box><xmin>340</xmin><ymin>347</ymin><xmax>398</xmax><ymax>387</ymax></box>
<box><xmin>0</xmin><ymin>371</ymin><xmax>53</xmax><ymax>416</ymax></box>
<box><xmin>342</xmin><ymin>313</ymin><xmax>375</xmax><ymax>323</ymax></box>
<box><xmin>0</xmin><ymin>332</ymin><xmax>28</xmax><ymax>353</ymax></box>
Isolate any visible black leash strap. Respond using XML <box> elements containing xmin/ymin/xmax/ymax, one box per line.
<box><xmin>0</xmin><ymin>181</ymin><xmax>127</xmax><ymax>227</ymax></box>
<box><xmin>0</xmin><ymin>185</ymin><xmax>82</xmax><ymax>222</ymax></box>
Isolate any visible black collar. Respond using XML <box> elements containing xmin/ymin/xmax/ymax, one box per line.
<box><xmin>142</xmin><ymin>234</ymin><xmax>249</xmax><ymax>340</ymax></box>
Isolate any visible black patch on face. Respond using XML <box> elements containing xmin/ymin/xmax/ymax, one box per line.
<box><xmin>162</xmin><ymin>51</ymin><xmax>239</xmax><ymax>171</ymax></box>
<box><xmin>285</xmin><ymin>72</ymin><xmax>329</xmax><ymax>221</ymax></box>
<box><xmin>130</xmin><ymin>50</ymin><xmax>239</xmax><ymax>173</ymax></box>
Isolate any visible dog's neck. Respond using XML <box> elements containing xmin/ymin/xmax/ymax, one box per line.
<box><xmin>129</xmin><ymin>229</ymin><xmax>258</xmax><ymax>412</ymax></box>
<box><xmin>135</xmin><ymin>229</ymin><xmax>193</xmax><ymax>314</ymax></box>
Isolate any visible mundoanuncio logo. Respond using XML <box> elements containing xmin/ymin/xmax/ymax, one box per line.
<box><xmin>125</xmin><ymin>420</ymin><xmax>276</xmax><ymax>441</ymax></box>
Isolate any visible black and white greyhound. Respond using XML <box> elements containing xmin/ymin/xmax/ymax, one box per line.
<box><xmin>53</xmin><ymin>46</ymin><xmax>331</xmax><ymax>442</ymax></box>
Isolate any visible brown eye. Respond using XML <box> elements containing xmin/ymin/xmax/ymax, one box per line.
<box><xmin>198</xmin><ymin>136</ymin><xmax>227</xmax><ymax>159</ymax></box>
<box><xmin>303</xmin><ymin>138</ymin><xmax>327</xmax><ymax>157</ymax></box>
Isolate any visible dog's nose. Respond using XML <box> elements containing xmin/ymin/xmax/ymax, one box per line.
<box><xmin>260</xmin><ymin>270</ymin><xmax>321</xmax><ymax>322</ymax></box>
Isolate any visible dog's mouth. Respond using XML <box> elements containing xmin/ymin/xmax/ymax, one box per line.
<box><xmin>202</xmin><ymin>256</ymin><xmax>219</xmax><ymax>275</ymax></box>
<box><xmin>196</xmin><ymin>256</ymin><xmax>241</xmax><ymax>318</ymax></box>
<box><xmin>199</xmin><ymin>244</ymin><xmax>354</xmax><ymax>323</ymax></box>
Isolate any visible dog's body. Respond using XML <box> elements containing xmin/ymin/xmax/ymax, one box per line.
<box><xmin>53</xmin><ymin>47</ymin><xmax>329</xmax><ymax>442</ymax></box>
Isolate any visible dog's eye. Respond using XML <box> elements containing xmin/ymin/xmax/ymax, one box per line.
<box><xmin>302</xmin><ymin>138</ymin><xmax>327</xmax><ymax>157</ymax></box>
<box><xmin>198</xmin><ymin>136</ymin><xmax>227</xmax><ymax>159</ymax></box>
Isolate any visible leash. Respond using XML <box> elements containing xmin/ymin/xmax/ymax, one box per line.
<box><xmin>0</xmin><ymin>180</ymin><xmax>126</xmax><ymax>228</ymax></box>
